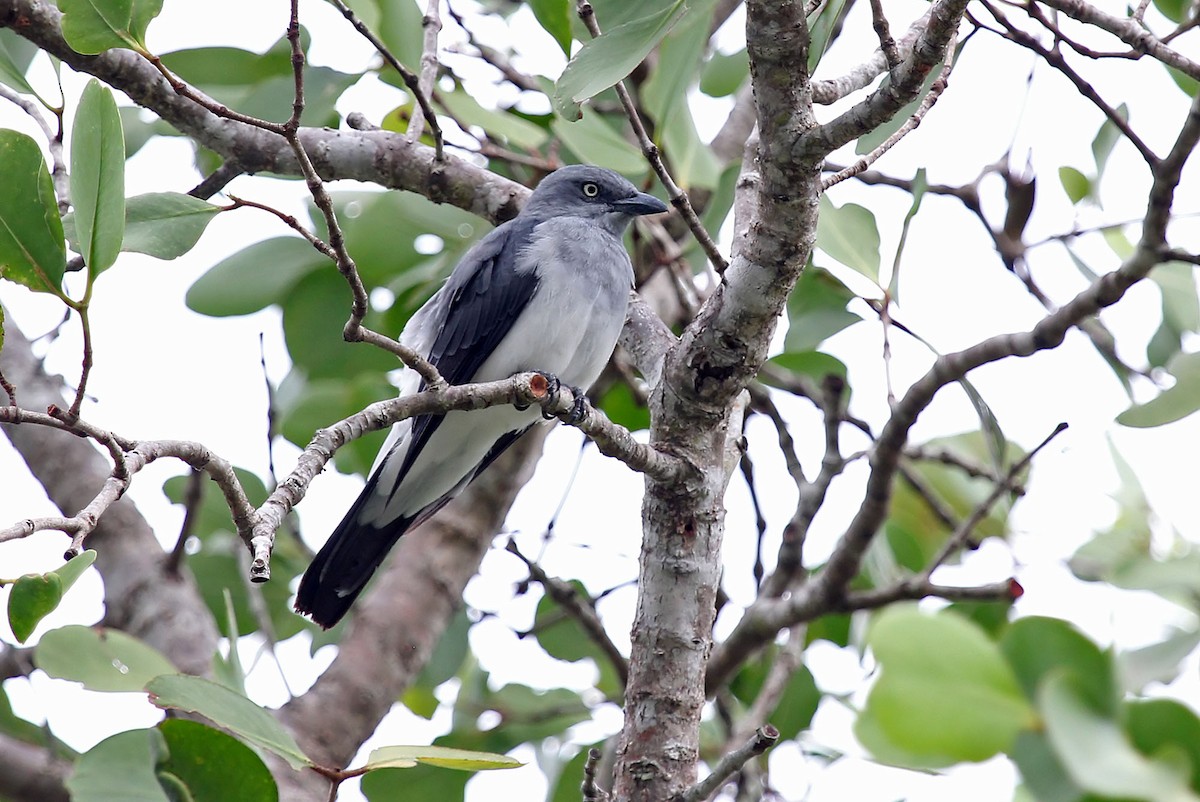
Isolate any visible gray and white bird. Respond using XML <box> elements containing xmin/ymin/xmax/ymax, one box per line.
<box><xmin>295</xmin><ymin>165</ymin><xmax>667</xmax><ymax>628</ymax></box>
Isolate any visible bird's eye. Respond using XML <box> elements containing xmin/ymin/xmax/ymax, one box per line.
<box><xmin>582</xmin><ymin>182</ymin><xmax>600</xmax><ymax>198</ymax></box>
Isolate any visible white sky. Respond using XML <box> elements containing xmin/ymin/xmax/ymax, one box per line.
<box><xmin>2</xmin><ymin>1</ymin><xmax>1200</xmax><ymax>801</ymax></box>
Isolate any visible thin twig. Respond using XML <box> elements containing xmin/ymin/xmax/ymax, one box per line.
<box><xmin>324</xmin><ymin>0</ymin><xmax>445</xmax><ymax>160</ymax></box>
<box><xmin>868</xmin><ymin>0</ymin><xmax>902</xmax><ymax>67</ymax></box>
<box><xmin>761</xmin><ymin>375</ymin><xmax>847</xmax><ymax>598</ymax></box>
<box><xmin>725</xmin><ymin>627</ymin><xmax>805</xmax><ymax>750</ymax></box>
<box><xmin>0</xmin><ymin>369</ymin><xmax>16</xmax><ymax>406</ymax></box>
<box><xmin>65</xmin><ymin>305</ymin><xmax>92</xmax><ymax>419</ymax></box>
<box><xmin>822</xmin><ymin>50</ymin><xmax>955</xmax><ymax>191</ymax></box>
<box><xmin>446</xmin><ymin>3</ymin><xmax>543</xmax><ymax>92</ymax></box>
<box><xmin>923</xmin><ymin>422</ymin><xmax>1068</xmax><ymax>575</ymax></box>
<box><xmin>680</xmin><ymin>725</ymin><xmax>780</xmax><ymax>802</ymax></box>
<box><xmin>0</xmin><ymin>84</ymin><xmax>68</xmax><ymax>214</ymax></box>
<box><xmin>165</xmin><ymin>468</ymin><xmax>204</xmax><ymax>575</ymax></box>
<box><xmin>582</xmin><ymin>748</ymin><xmax>608</xmax><ymax>802</ymax></box>
<box><xmin>985</xmin><ymin>1</ymin><xmax>1158</xmax><ymax>167</ymax></box>
<box><xmin>507</xmin><ymin>539</ymin><xmax>629</xmax><ymax>689</ymax></box>
<box><xmin>407</xmin><ymin>0</ymin><xmax>443</xmax><ymax>141</ymax></box>
<box><xmin>575</xmin><ymin>1</ymin><xmax>729</xmax><ymax>274</ymax></box>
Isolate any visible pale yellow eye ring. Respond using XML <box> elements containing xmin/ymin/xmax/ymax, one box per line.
<box><xmin>582</xmin><ymin>182</ymin><xmax>599</xmax><ymax>198</ymax></box>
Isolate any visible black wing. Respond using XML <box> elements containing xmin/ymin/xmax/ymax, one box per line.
<box><xmin>393</xmin><ymin>216</ymin><xmax>543</xmax><ymax>485</ymax></box>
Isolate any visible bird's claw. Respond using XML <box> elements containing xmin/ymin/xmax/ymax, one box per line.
<box><xmin>534</xmin><ymin>372</ymin><xmax>588</xmax><ymax>424</ymax></box>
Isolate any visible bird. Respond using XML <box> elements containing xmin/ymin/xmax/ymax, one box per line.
<box><xmin>295</xmin><ymin>165</ymin><xmax>668</xmax><ymax>628</ymax></box>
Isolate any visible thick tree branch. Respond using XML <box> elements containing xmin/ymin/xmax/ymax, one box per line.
<box><xmin>0</xmin><ymin>0</ymin><xmax>520</xmax><ymax>220</ymax></box>
<box><xmin>0</xmin><ymin>732</ymin><xmax>70</xmax><ymax>802</ymax></box>
<box><xmin>249</xmin><ymin>372</ymin><xmax>686</xmax><ymax>579</ymax></box>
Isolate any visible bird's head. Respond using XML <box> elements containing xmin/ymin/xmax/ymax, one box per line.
<box><xmin>523</xmin><ymin>165</ymin><xmax>668</xmax><ymax>234</ymax></box>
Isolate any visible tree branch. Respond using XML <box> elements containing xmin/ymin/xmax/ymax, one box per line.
<box><xmin>0</xmin><ymin>732</ymin><xmax>70</xmax><ymax>802</ymax></box>
<box><xmin>679</xmin><ymin>725</ymin><xmax>779</xmax><ymax>802</ymax></box>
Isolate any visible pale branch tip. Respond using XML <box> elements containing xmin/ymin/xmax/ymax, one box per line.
<box><xmin>679</xmin><ymin>725</ymin><xmax>780</xmax><ymax>802</ymax></box>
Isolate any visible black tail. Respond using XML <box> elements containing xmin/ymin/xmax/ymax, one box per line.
<box><xmin>295</xmin><ymin>425</ymin><xmax>534</xmax><ymax>628</ymax></box>
<box><xmin>294</xmin><ymin>479</ymin><xmax>417</xmax><ymax>629</ymax></box>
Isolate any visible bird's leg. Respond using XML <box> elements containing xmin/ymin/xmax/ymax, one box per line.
<box><xmin>532</xmin><ymin>371</ymin><xmax>588</xmax><ymax>425</ymax></box>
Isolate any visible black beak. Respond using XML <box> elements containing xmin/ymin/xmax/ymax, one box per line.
<box><xmin>613</xmin><ymin>191</ymin><xmax>669</xmax><ymax>216</ymax></box>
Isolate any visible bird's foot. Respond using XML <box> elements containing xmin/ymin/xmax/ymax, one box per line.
<box><xmin>533</xmin><ymin>371</ymin><xmax>588</xmax><ymax>424</ymax></box>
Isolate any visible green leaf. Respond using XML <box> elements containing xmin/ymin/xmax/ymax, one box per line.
<box><xmin>276</xmin><ymin>373</ymin><xmax>393</xmax><ymax>477</ymax></box>
<box><xmin>551</xmin><ymin>115</ymin><xmax>646</xmax><ymax>176</ymax></box>
<box><xmin>402</xmin><ymin>685</ymin><xmax>440</xmax><ymax>720</ymax></box>
<box><xmin>121</xmin><ymin>193</ymin><xmax>220</xmax><ymax>259</ymax></box>
<box><xmin>783</xmin><ymin>265</ymin><xmax>860</xmax><ymax>352</ymax></box>
<box><xmin>889</xmin><ymin>168</ymin><xmax>928</xmax><ymax>302</ymax></box>
<box><xmin>480</xmin><ymin>684</ymin><xmax>592</xmax><ymax>747</ymax></box>
<box><xmin>1146</xmin><ymin>262</ymin><xmax>1199</xmax><ymax>368</ymax></box>
<box><xmin>553</xmin><ymin>0</ymin><xmax>687</xmax><ymax>120</ymax></box>
<box><xmin>415</xmin><ymin>609</ymin><xmax>471</xmax><ymax>689</ymax></box>
<box><xmin>158</xmin><ymin>719</ymin><xmax>278</xmax><ymax>802</ymax></box>
<box><xmin>766</xmin><ymin>351</ymin><xmax>849</xmax><ymax>390</ymax></box>
<box><xmin>1118</xmin><ymin>351</ymin><xmax>1200</xmax><ymax>428</ymax></box>
<box><xmin>1058</xmin><ymin>166</ymin><xmax>1091</xmax><ymax>205</ymax></box>
<box><xmin>282</xmin><ymin>269</ymin><xmax>401</xmax><ymax>381</ymax></box>
<box><xmin>856</xmin><ymin>606</ymin><xmax>1036</xmax><ymax>768</ymax></box>
<box><xmin>146</xmin><ymin>675</ymin><xmax>311</xmax><ymax>770</ymax></box>
<box><xmin>160</xmin><ymin>45</ymin><xmax>293</xmax><ymax>87</ymax></box>
<box><xmin>817</xmin><ymin>194</ymin><xmax>881</xmax><ymax>282</ymax></box>
<box><xmin>6</xmin><ymin>573</ymin><xmax>63</xmax><ymax>643</ymax></box>
<box><xmin>1092</xmin><ymin>105</ymin><xmax>1128</xmax><ymax>176</ymax></box>
<box><xmin>212</xmin><ymin>588</ymin><xmax>247</xmax><ymax>695</ymax></box>
<box><xmin>1000</xmin><ymin>616</ymin><xmax>1117</xmax><ymax>716</ymax></box>
<box><xmin>363</xmin><ymin>745</ymin><xmax>522</xmax><ymax>772</ymax></box>
<box><xmin>0</xmin><ymin>129</ymin><xmax>67</xmax><ymax>294</ymax></box>
<box><xmin>882</xmin><ymin>431</ymin><xmax>1021</xmax><ymax>573</ymax></box>
<box><xmin>6</xmin><ymin>549</ymin><xmax>98</xmax><ymax>643</ymax></box>
<box><xmin>597</xmin><ymin>380</ymin><xmax>650</xmax><ymax>432</ymax></box>
<box><xmin>0</xmin><ymin>28</ymin><xmax>42</xmax><ymax>98</ymax></box>
<box><xmin>699</xmin><ymin>48</ymin><xmax>748</xmax><ymax>97</ymax></box>
<box><xmin>1040</xmin><ymin>674</ymin><xmax>1200</xmax><ymax>802</ymax></box>
<box><xmin>66</xmin><ymin>729</ymin><xmax>171</xmax><ymax>802</ymax></box>
<box><xmin>528</xmin><ymin>0</ymin><xmax>573</xmax><ymax>55</ymax></box>
<box><xmin>657</xmin><ymin>98</ymin><xmax>720</xmax><ymax>190</ymax></box>
<box><xmin>1154</xmin><ymin>0</ymin><xmax>1188</xmax><ymax>24</ymax></box>
<box><xmin>641</xmin><ymin>0</ymin><xmax>717</xmax><ymax>129</ymax></box>
<box><xmin>1127</xmin><ymin>699</ymin><xmax>1200</xmax><ymax>793</ymax></box>
<box><xmin>361</xmin><ymin>765</ymin><xmax>469</xmax><ymax>802</ymax></box>
<box><xmin>186</xmin><ymin>237</ymin><xmax>327</xmax><ymax>317</ymax></box>
<box><xmin>958</xmin><ymin>376</ymin><xmax>1006</xmax><ymax>475</ymax></box>
<box><xmin>377</xmin><ymin>0</ymin><xmax>424</xmax><ymax>80</ymax></box>
<box><xmin>56</xmin><ymin>0</ymin><xmax>164</xmax><ymax>54</ymax></box>
<box><xmin>808</xmin><ymin>0</ymin><xmax>849</xmax><ymax>71</ymax></box>
<box><xmin>768</xmin><ymin>663</ymin><xmax>821</xmax><ymax>742</ymax></box>
<box><xmin>55</xmin><ymin>548</ymin><xmax>98</xmax><ymax>590</ymax></box>
<box><xmin>1119</xmin><ymin>629</ymin><xmax>1200</xmax><ymax>694</ymax></box>
<box><xmin>438</xmin><ymin>90</ymin><xmax>548</xmax><ymax>151</ymax></box>
<box><xmin>35</xmin><ymin>625</ymin><xmax>176</xmax><ymax>691</ymax></box>
<box><xmin>71</xmin><ymin>78</ymin><xmax>126</xmax><ymax>275</ymax></box>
